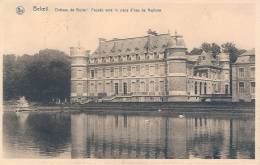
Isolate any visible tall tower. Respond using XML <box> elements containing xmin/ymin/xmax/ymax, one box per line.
<box><xmin>218</xmin><ymin>52</ymin><xmax>230</xmax><ymax>95</ymax></box>
<box><xmin>165</xmin><ymin>31</ymin><xmax>188</xmax><ymax>101</ymax></box>
<box><xmin>70</xmin><ymin>46</ymin><xmax>89</xmax><ymax>103</ymax></box>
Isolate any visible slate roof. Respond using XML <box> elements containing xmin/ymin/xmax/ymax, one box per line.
<box><xmin>235</xmin><ymin>49</ymin><xmax>255</xmax><ymax>64</ymax></box>
<box><xmin>91</xmin><ymin>33</ymin><xmax>184</xmax><ymax>57</ymax></box>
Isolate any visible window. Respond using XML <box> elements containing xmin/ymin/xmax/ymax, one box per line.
<box><xmin>145</xmin><ymin>53</ymin><xmax>149</xmax><ymax>60</ymax></box>
<box><xmin>204</xmin><ymin>82</ymin><xmax>207</xmax><ymax>94</ymax></box>
<box><xmin>132</xmin><ymin>66</ymin><xmax>136</xmax><ymax>77</ymax></box>
<box><xmin>123</xmin><ymin>83</ymin><xmax>127</xmax><ymax>95</ymax></box>
<box><xmin>154</xmin><ymin>52</ymin><xmax>159</xmax><ymax>59</ymax></box>
<box><xmin>145</xmin><ymin>65</ymin><xmax>149</xmax><ymax>75</ymax></box>
<box><xmin>106</xmin><ymin>68</ymin><xmax>110</xmax><ymax>78</ymax></box>
<box><xmin>239</xmin><ymin>82</ymin><xmax>245</xmax><ymax>94</ymax></box>
<box><xmin>136</xmin><ymin>66</ymin><xmax>140</xmax><ymax>76</ymax></box>
<box><xmin>123</xmin><ymin>68</ymin><xmax>127</xmax><ymax>77</ymax></box>
<box><xmin>155</xmin><ymin>64</ymin><xmax>159</xmax><ymax>74</ymax></box>
<box><xmin>103</xmin><ymin>68</ymin><xmax>105</xmax><ymax>77</ymax></box>
<box><xmin>195</xmin><ymin>82</ymin><xmax>198</xmax><ymax>94</ymax></box>
<box><xmin>114</xmin><ymin>68</ymin><xmax>119</xmax><ymax>77</ymax></box>
<box><xmin>127</xmin><ymin>55</ymin><xmax>131</xmax><ymax>61</ymax></box>
<box><xmin>77</xmin><ymin>69</ymin><xmax>82</xmax><ymax>79</ymax></box>
<box><xmin>250</xmin><ymin>67</ymin><xmax>255</xmax><ymax>78</ymax></box>
<box><xmin>136</xmin><ymin>54</ymin><xmax>140</xmax><ymax>60</ymax></box>
<box><xmin>199</xmin><ymin>82</ymin><xmax>202</xmax><ymax>95</ymax></box>
<box><xmin>150</xmin><ymin>65</ymin><xmax>155</xmax><ymax>75</ymax></box>
<box><xmin>250</xmin><ymin>56</ymin><xmax>255</xmax><ymax>63</ymax></box>
<box><xmin>239</xmin><ymin>68</ymin><xmax>245</xmax><ymax>78</ymax></box>
<box><xmin>225</xmin><ymin>84</ymin><xmax>229</xmax><ymax>95</ymax></box>
<box><xmin>115</xmin><ymin>83</ymin><xmax>119</xmax><ymax>95</ymax></box>
<box><xmin>160</xmin><ymin>81</ymin><xmax>164</xmax><ymax>94</ymax></box>
<box><xmin>91</xmin><ymin>70</ymin><xmax>95</xmax><ymax>78</ymax></box>
<box><xmin>132</xmin><ymin>82</ymin><xmax>136</xmax><ymax>93</ymax></box>
<box><xmin>127</xmin><ymin>66</ymin><xmax>131</xmax><ymax>76</ymax></box>
<box><xmin>149</xmin><ymin>81</ymin><xmax>155</xmax><ymax>92</ymax></box>
<box><xmin>110</xmin><ymin>56</ymin><xmax>114</xmax><ymax>62</ymax></box>
<box><xmin>102</xmin><ymin>57</ymin><xmax>106</xmax><ymax>63</ymax></box>
<box><xmin>202</xmin><ymin>56</ymin><xmax>206</xmax><ymax>60</ymax></box>
<box><xmin>111</xmin><ymin>68</ymin><xmax>114</xmax><ymax>77</ymax></box>
<box><xmin>251</xmin><ymin>82</ymin><xmax>255</xmax><ymax>94</ymax></box>
<box><xmin>94</xmin><ymin>58</ymin><xmax>98</xmax><ymax>64</ymax></box>
<box><xmin>140</xmin><ymin>82</ymin><xmax>145</xmax><ymax>92</ymax></box>
<box><xmin>118</xmin><ymin>56</ymin><xmax>122</xmax><ymax>62</ymax></box>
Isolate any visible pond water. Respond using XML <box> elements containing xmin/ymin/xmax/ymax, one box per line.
<box><xmin>3</xmin><ymin>110</ymin><xmax>255</xmax><ymax>159</ymax></box>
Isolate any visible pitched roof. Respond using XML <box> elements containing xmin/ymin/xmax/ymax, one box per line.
<box><xmin>240</xmin><ymin>48</ymin><xmax>255</xmax><ymax>56</ymax></box>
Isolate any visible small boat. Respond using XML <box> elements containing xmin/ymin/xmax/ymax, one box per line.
<box><xmin>158</xmin><ymin>108</ymin><xmax>162</xmax><ymax>112</ymax></box>
<box><xmin>178</xmin><ymin>114</ymin><xmax>185</xmax><ymax>119</ymax></box>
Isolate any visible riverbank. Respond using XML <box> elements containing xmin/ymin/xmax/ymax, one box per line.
<box><xmin>9</xmin><ymin>102</ymin><xmax>253</xmax><ymax>113</ymax></box>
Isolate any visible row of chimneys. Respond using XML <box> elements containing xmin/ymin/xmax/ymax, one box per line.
<box><xmin>98</xmin><ymin>29</ymin><xmax>159</xmax><ymax>44</ymax></box>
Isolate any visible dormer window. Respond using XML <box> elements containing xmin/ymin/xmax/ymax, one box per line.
<box><xmin>118</xmin><ymin>56</ymin><xmax>122</xmax><ymax>62</ymax></box>
<box><xmin>110</xmin><ymin>56</ymin><xmax>114</xmax><ymax>62</ymax></box>
<box><xmin>154</xmin><ymin>52</ymin><xmax>159</xmax><ymax>59</ymax></box>
<box><xmin>102</xmin><ymin>57</ymin><xmax>106</xmax><ymax>63</ymax></box>
<box><xmin>145</xmin><ymin>53</ymin><xmax>149</xmax><ymax>60</ymax></box>
<box><xmin>94</xmin><ymin>58</ymin><xmax>98</xmax><ymax>64</ymax></box>
<box><xmin>136</xmin><ymin>54</ymin><xmax>140</xmax><ymax>61</ymax></box>
<box><xmin>127</xmin><ymin>55</ymin><xmax>131</xmax><ymax>61</ymax></box>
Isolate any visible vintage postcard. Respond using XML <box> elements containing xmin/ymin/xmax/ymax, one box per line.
<box><xmin>0</xmin><ymin>0</ymin><xmax>259</xmax><ymax>164</ymax></box>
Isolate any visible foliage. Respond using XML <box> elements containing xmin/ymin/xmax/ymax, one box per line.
<box><xmin>221</xmin><ymin>42</ymin><xmax>246</xmax><ymax>63</ymax></box>
<box><xmin>3</xmin><ymin>49</ymin><xmax>71</xmax><ymax>102</ymax></box>
<box><xmin>190</xmin><ymin>42</ymin><xmax>245</xmax><ymax>63</ymax></box>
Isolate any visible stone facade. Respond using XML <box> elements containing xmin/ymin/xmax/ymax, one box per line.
<box><xmin>232</xmin><ymin>49</ymin><xmax>255</xmax><ymax>102</ymax></box>
<box><xmin>70</xmin><ymin>30</ymin><xmax>230</xmax><ymax>103</ymax></box>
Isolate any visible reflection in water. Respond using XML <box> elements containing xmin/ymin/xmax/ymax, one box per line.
<box><xmin>3</xmin><ymin>111</ymin><xmax>255</xmax><ymax>159</ymax></box>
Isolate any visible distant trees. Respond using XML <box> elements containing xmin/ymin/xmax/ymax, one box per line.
<box><xmin>3</xmin><ymin>49</ymin><xmax>71</xmax><ymax>103</ymax></box>
<box><xmin>189</xmin><ymin>42</ymin><xmax>246</xmax><ymax>63</ymax></box>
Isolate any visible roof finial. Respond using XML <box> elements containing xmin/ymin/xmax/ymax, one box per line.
<box><xmin>173</xmin><ymin>30</ymin><xmax>183</xmax><ymax>42</ymax></box>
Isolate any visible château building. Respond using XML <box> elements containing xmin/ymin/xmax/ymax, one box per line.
<box><xmin>232</xmin><ymin>49</ymin><xmax>255</xmax><ymax>102</ymax></box>
<box><xmin>70</xmin><ymin>30</ymin><xmax>231</xmax><ymax>103</ymax></box>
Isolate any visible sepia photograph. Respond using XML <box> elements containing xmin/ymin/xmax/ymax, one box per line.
<box><xmin>1</xmin><ymin>0</ymin><xmax>257</xmax><ymax>163</ymax></box>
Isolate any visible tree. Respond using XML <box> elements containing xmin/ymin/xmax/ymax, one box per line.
<box><xmin>221</xmin><ymin>42</ymin><xmax>240</xmax><ymax>63</ymax></box>
<box><xmin>201</xmin><ymin>42</ymin><xmax>211</xmax><ymax>53</ymax></box>
<box><xmin>190</xmin><ymin>48</ymin><xmax>203</xmax><ymax>55</ymax></box>
<box><xmin>211</xmin><ymin>43</ymin><xmax>221</xmax><ymax>58</ymax></box>
<box><xmin>3</xmin><ymin>49</ymin><xmax>71</xmax><ymax>103</ymax></box>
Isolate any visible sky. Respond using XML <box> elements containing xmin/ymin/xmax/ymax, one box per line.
<box><xmin>1</xmin><ymin>0</ymin><xmax>256</xmax><ymax>55</ymax></box>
